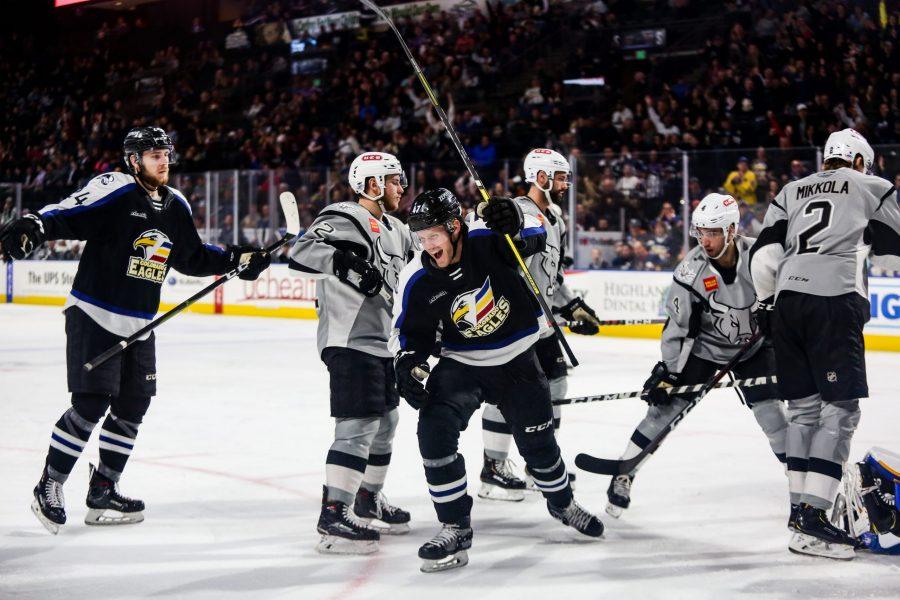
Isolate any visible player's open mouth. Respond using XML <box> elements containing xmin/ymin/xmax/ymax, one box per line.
<box><xmin>431</xmin><ymin>249</ymin><xmax>443</xmax><ymax>261</ymax></box>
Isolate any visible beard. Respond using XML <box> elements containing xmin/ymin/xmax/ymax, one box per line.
<box><xmin>139</xmin><ymin>168</ymin><xmax>169</xmax><ymax>189</ymax></box>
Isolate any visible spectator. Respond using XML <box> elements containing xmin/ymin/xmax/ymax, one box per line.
<box><xmin>723</xmin><ymin>157</ymin><xmax>758</xmax><ymax>205</ymax></box>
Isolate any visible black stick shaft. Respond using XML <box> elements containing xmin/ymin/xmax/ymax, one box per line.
<box><xmin>552</xmin><ymin>375</ymin><xmax>776</xmax><ymax>406</ymax></box>
<box><xmin>83</xmin><ymin>234</ymin><xmax>295</xmax><ymax>372</ymax></box>
<box><xmin>574</xmin><ymin>331</ymin><xmax>764</xmax><ymax>475</ymax></box>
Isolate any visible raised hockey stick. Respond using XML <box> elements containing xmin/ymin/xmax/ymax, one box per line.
<box><xmin>574</xmin><ymin>330</ymin><xmax>764</xmax><ymax>475</ymax></box>
<box><xmin>552</xmin><ymin>375</ymin><xmax>777</xmax><ymax>407</ymax></box>
<box><xmin>84</xmin><ymin>192</ymin><xmax>301</xmax><ymax>372</ymax></box>
<box><xmin>359</xmin><ymin>0</ymin><xmax>579</xmax><ymax>367</ymax></box>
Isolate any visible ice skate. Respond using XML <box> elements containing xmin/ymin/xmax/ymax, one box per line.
<box><xmin>605</xmin><ymin>474</ymin><xmax>632</xmax><ymax>518</ymax></box>
<box><xmin>84</xmin><ymin>464</ymin><xmax>145</xmax><ymax>526</ymax></box>
<box><xmin>353</xmin><ymin>488</ymin><xmax>410</xmax><ymax>535</ymax></box>
<box><xmin>788</xmin><ymin>503</ymin><xmax>858</xmax><ymax>560</ymax></box>
<box><xmin>478</xmin><ymin>454</ymin><xmax>526</xmax><ymax>502</ymax></box>
<box><xmin>317</xmin><ymin>487</ymin><xmax>379</xmax><ymax>554</ymax></box>
<box><xmin>548</xmin><ymin>499</ymin><xmax>604</xmax><ymax>537</ymax></box>
<box><xmin>418</xmin><ymin>518</ymin><xmax>473</xmax><ymax>573</ymax></box>
<box><xmin>31</xmin><ymin>468</ymin><xmax>66</xmax><ymax>535</ymax></box>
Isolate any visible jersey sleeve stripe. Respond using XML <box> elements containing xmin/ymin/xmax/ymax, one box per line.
<box><xmin>440</xmin><ymin>323</ymin><xmax>539</xmax><ymax>351</ymax></box>
<box><xmin>520</xmin><ymin>226</ymin><xmax>545</xmax><ymax>238</ymax></box>
<box><xmin>40</xmin><ymin>183</ymin><xmax>136</xmax><ymax>218</ymax></box>
<box><xmin>394</xmin><ymin>267</ymin><xmax>426</xmax><ymax>331</ymax></box>
<box><xmin>875</xmin><ymin>186</ymin><xmax>897</xmax><ymax>212</ymax></box>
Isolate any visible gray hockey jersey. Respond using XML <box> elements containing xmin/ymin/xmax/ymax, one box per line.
<box><xmin>662</xmin><ymin>236</ymin><xmax>763</xmax><ymax>372</ymax></box>
<box><xmin>289</xmin><ymin>201</ymin><xmax>413</xmax><ymax>358</ymax></box>
<box><xmin>750</xmin><ymin>168</ymin><xmax>899</xmax><ymax>300</ymax></box>
<box><xmin>515</xmin><ymin>197</ymin><xmax>575</xmax><ymax>338</ymax></box>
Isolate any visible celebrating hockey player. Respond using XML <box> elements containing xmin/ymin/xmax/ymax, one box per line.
<box><xmin>750</xmin><ymin>128</ymin><xmax>900</xmax><ymax>559</ymax></box>
<box><xmin>832</xmin><ymin>447</ymin><xmax>900</xmax><ymax>556</ymax></box>
<box><xmin>605</xmin><ymin>193</ymin><xmax>788</xmax><ymax>518</ymax></box>
<box><xmin>479</xmin><ymin>148</ymin><xmax>600</xmax><ymax>501</ymax></box>
<box><xmin>289</xmin><ymin>151</ymin><xmax>414</xmax><ymax>554</ymax></box>
<box><xmin>391</xmin><ymin>188</ymin><xmax>604</xmax><ymax>573</ymax></box>
<box><xmin>0</xmin><ymin>127</ymin><xmax>271</xmax><ymax>534</ymax></box>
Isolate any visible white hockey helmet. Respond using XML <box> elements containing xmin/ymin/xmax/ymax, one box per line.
<box><xmin>524</xmin><ymin>148</ymin><xmax>570</xmax><ymax>188</ymax></box>
<box><xmin>823</xmin><ymin>128</ymin><xmax>874</xmax><ymax>173</ymax></box>
<box><xmin>691</xmin><ymin>193</ymin><xmax>740</xmax><ymax>241</ymax></box>
<box><xmin>348</xmin><ymin>151</ymin><xmax>406</xmax><ymax>201</ymax></box>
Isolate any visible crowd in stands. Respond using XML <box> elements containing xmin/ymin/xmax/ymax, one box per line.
<box><xmin>0</xmin><ymin>0</ymin><xmax>898</xmax><ymax>270</ymax></box>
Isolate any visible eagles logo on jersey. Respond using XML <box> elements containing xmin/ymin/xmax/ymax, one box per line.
<box><xmin>127</xmin><ymin>229</ymin><xmax>172</xmax><ymax>284</ymax></box>
<box><xmin>450</xmin><ymin>276</ymin><xmax>510</xmax><ymax>338</ymax></box>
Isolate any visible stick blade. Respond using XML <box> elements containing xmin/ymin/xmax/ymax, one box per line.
<box><xmin>574</xmin><ymin>453</ymin><xmax>625</xmax><ymax>476</ymax></box>
<box><xmin>279</xmin><ymin>191</ymin><xmax>301</xmax><ymax>236</ymax></box>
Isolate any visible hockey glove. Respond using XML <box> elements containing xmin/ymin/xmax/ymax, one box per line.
<box><xmin>753</xmin><ymin>297</ymin><xmax>774</xmax><ymax>337</ymax></box>
<box><xmin>0</xmin><ymin>214</ymin><xmax>44</xmax><ymax>261</ymax></box>
<box><xmin>641</xmin><ymin>361</ymin><xmax>680</xmax><ymax>406</ymax></box>
<box><xmin>557</xmin><ymin>297</ymin><xmax>601</xmax><ymax>335</ymax></box>
<box><xmin>227</xmin><ymin>245</ymin><xmax>271</xmax><ymax>281</ymax></box>
<box><xmin>333</xmin><ymin>249</ymin><xmax>383</xmax><ymax>298</ymax></box>
<box><xmin>395</xmin><ymin>351</ymin><xmax>430</xmax><ymax>410</ymax></box>
<box><xmin>477</xmin><ymin>196</ymin><xmax>523</xmax><ymax>236</ymax></box>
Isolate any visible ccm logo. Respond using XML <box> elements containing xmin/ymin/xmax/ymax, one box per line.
<box><xmin>362</xmin><ymin>154</ymin><xmax>383</xmax><ymax>161</ymax></box>
<box><xmin>722</xmin><ymin>197</ymin><xmax>735</xmax><ymax>206</ymax></box>
<box><xmin>524</xmin><ymin>419</ymin><xmax>553</xmax><ymax>433</ymax></box>
<box><xmin>534</xmin><ymin>149</ymin><xmax>552</xmax><ymax>154</ymax></box>
<box><xmin>146</xmin><ymin>374</ymin><xmax>157</xmax><ymax>381</ymax></box>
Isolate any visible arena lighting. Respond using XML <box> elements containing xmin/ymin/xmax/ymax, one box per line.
<box><xmin>55</xmin><ymin>0</ymin><xmax>94</xmax><ymax>6</ymax></box>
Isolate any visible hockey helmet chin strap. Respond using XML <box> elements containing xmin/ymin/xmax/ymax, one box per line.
<box><xmin>535</xmin><ymin>170</ymin><xmax>560</xmax><ymax>210</ymax></box>
<box><xmin>710</xmin><ymin>228</ymin><xmax>736</xmax><ymax>261</ymax></box>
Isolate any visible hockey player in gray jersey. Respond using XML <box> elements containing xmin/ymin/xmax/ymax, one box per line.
<box><xmin>479</xmin><ymin>148</ymin><xmax>601</xmax><ymax>501</ymax></box>
<box><xmin>289</xmin><ymin>151</ymin><xmax>415</xmax><ymax>554</ymax></box>
<box><xmin>750</xmin><ymin>128</ymin><xmax>900</xmax><ymax>559</ymax></box>
<box><xmin>605</xmin><ymin>193</ymin><xmax>788</xmax><ymax>518</ymax></box>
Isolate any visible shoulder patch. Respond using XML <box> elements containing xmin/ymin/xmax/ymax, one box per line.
<box><xmin>674</xmin><ymin>260</ymin><xmax>698</xmax><ymax>285</ymax></box>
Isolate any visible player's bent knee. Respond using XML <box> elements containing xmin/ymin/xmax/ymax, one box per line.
<box><xmin>71</xmin><ymin>392</ymin><xmax>111</xmax><ymax>423</ymax></box>
<box><xmin>112</xmin><ymin>395</ymin><xmax>152</xmax><ymax>424</ymax></box>
<box><xmin>751</xmin><ymin>399</ymin><xmax>788</xmax><ymax>434</ymax></box>
<box><xmin>787</xmin><ymin>394</ymin><xmax>821</xmax><ymax>426</ymax></box>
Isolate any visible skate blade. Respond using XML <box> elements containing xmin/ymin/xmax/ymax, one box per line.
<box><xmin>359</xmin><ymin>518</ymin><xmax>410</xmax><ymax>536</ymax></box>
<box><xmin>477</xmin><ymin>483</ymin><xmax>525</xmax><ymax>502</ymax></box>
<box><xmin>31</xmin><ymin>500</ymin><xmax>61</xmax><ymax>535</ymax></box>
<box><xmin>316</xmin><ymin>535</ymin><xmax>379</xmax><ymax>555</ymax></box>
<box><xmin>420</xmin><ymin>550</ymin><xmax>468</xmax><ymax>573</ymax></box>
<box><xmin>604</xmin><ymin>503</ymin><xmax>624</xmax><ymax>519</ymax></box>
<box><xmin>788</xmin><ymin>532</ymin><xmax>855</xmax><ymax>560</ymax></box>
<box><xmin>84</xmin><ymin>508</ymin><xmax>144</xmax><ymax>526</ymax></box>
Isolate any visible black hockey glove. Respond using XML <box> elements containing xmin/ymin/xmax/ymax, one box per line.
<box><xmin>557</xmin><ymin>297</ymin><xmax>600</xmax><ymax>335</ymax></box>
<box><xmin>753</xmin><ymin>297</ymin><xmax>774</xmax><ymax>337</ymax></box>
<box><xmin>477</xmin><ymin>196</ymin><xmax>523</xmax><ymax>236</ymax></box>
<box><xmin>641</xmin><ymin>361</ymin><xmax>680</xmax><ymax>406</ymax></box>
<box><xmin>226</xmin><ymin>245</ymin><xmax>271</xmax><ymax>281</ymax></box>
<box><xmin>333</xmin><ymin>249</ymin><xmax>383</xmax><ymax>298</ymax></box>
<box><xmin>395</xmin><ymin>351</ymin><xmax>431</xmax><ymax>409</ymax></box>
<box><xmin>0</xmin><ymin>215</ymin><xmax>44</xmax><ymax>261</ymax></box>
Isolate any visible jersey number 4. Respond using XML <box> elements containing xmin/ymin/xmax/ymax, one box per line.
<box><xmin>796</xmin><ymin>200</ymin><xmax>833</xmax><ymax>255</ymax></box>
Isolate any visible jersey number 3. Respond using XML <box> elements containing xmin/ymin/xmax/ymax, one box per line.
<box><xmin>796</xmin><ymin>200</ymin><xmax>833</xmax><ymax>255</ymax></box>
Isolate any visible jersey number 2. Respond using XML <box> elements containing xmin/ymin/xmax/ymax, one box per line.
<box><xmin>796</xmin><ymin>200</ymin><xmax>833</xmax><ymax>255</ymax></box>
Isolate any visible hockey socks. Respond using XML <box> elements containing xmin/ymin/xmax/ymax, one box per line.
<box><xmin>424</xmin><ymin>453</ymin><xmax>472</xmax><ymax>525</ymax></box>
<box><xmin>97</xmin><ymin>413</ymin><xmax>140</xmax><ymax>481</ymax></box>
<box><xmin>47</xmin><ymin>407</ymin><xmax>100</xmax><ymax>482</ymax></box>
<box><xmin>527</xmin><ymin>456</ymin><xmax>573</xmax><ymax>508</ymax></box>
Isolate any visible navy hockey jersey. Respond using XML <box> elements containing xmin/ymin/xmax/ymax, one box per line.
<box><xmin>37</xmin><ymin>172</ymin><xmax>235</xmax><ymax>338</ymax></box>
<box><xmin>390</xmin><ymin>214</ymin><xmax>547</xmax><ymax>366</ymax></box>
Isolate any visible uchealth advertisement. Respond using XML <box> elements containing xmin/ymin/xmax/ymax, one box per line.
<box><xmin>4</xmin><ymin>261</ymin><xmax>900</xmax><ymax>350</ymax></box>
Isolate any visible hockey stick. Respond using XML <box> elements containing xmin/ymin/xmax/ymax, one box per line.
<box><xmin>561</xmin><ymin>318</ymin><xmax>667</xmax><ymax>329</ymax></box>
<box><xmin>359</xmin><ymin>0</ymin><xmax>579</xmax><ymax>367</ymax></box>
<box><xmin>83</xmin><ymin>192</ymin><xmax>301</xmax><ymax>372</ymax></box>
<box><xmin>552</xmin><ymin>375</ymin><xmax>777</xmax><ymax>407</ymax></box>
<box><xmin>574</xmin><ymin>330</ymin><xmax>765</xmax><ymax>475</ymax></box>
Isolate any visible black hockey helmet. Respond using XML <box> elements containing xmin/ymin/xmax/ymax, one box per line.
<box><xmin>408</xmin><ymin>188</ymin><xmax>461</xmax><ymax>233</ymax></box>
<box><xmin>123</xmin><ymin>126</ymin><xmax>177</xmax><ymax>174</ymax></box>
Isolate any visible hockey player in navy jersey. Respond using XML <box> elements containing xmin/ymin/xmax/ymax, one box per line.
<box><xmin>0</xmin><ymin>127</ymin><xmax>270</xmax><ymax>534</ymax></box>
<box><xmin>390</xmin><ymin>188</ymin><xmax>604</xmax><ymax>572</ymax></box>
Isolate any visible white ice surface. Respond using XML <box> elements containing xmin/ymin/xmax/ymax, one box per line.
<box><xmin>1</xmin><ymin>304</ymin><xmax>898</xmax><ymax>599</ymax></box>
